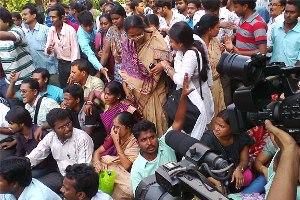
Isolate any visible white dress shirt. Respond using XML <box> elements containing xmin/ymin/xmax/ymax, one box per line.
<box><xmin>27</xmin><ymin>128</ymin><xmax>94</xmax><ymax>176</ymax></box>
<box><xmin>25</xmin><ymin>95</ymin><xmax>60</xmax><ymax>126</ymax></box>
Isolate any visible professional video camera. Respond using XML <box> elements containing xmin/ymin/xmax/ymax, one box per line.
<box><xmin>217</xmin><ymin>52</ymin><xmax>300</xmax><ymax>135</ymax></box>
<box><xmin>135</xmin><ymin>131</ymin><xmax>234</xmax><ymax>200</ymax></box>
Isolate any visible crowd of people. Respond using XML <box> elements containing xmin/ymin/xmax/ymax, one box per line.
<box><xmin>0</xmin><ymin>0</ymin><xmax>300</xmax><ymax>199</ymax></box>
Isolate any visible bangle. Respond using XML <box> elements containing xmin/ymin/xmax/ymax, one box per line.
<box><xmin>86</xmin><ymin>100</ymin><xmax>93</xmax><ymax>105</ymax></box>
<box><xmin>236</xmin><ymin>166</ymin><xmax>244</xmax><ymax>172</ymax></box>
<box><xmin>164</xmin><ymin>66</ymin><xmax>171</xmax><ymax>75</ymax></box>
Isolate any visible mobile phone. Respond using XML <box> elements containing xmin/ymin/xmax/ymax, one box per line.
<box><xmin>149</xmin><ymin>63</ymin><xmax>155</xmax><ymax>69</ymax></box>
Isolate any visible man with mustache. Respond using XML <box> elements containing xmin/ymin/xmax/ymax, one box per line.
<box><xmin>269</xmin><ymin>0</ymin><xmax>300</xmax><ymax>66</ymax></box>
<box><xmin>130</xmin><ymin>74</ymin><xmax>191</xmax><ymax>195</ymax></box>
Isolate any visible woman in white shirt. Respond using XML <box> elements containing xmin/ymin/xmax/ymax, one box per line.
<box><xmin>151</xmin><ymin>21</ymin><xmax>214</xmax><ymax>139</ymax></box>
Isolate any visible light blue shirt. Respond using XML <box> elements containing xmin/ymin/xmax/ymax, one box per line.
<box><xmin>0</xmin><ymin>178</ymin><xmax>61</xmax><ymax>200</ymax></box>
<box><xmin>130</xmin><ymin>130</ymin><xmax>177</xmax><ymax>195</ymax></box>
<box><xmin>77</xmin><ymin>26</ymin><xmax>102</xmax><ymax>71</ymax></box>
<box><xmin>23</xmin><ymin>23</ymin><xmax>58</xmax><ymax>74</ymax></box>
<box><xmin>270</xmin><ymin>21</ymin><xmax>300</xmax><ymax>67</ymax></box>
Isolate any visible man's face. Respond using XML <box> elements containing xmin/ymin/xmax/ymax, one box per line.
<box><xmin>284</xmin><ymin>4</ymin><xmax>299</xmax><ymax>24</ymax></box>
<box><xmin>63</xmin><ymin>92</ymin><xmax>78</xmax><ymax>110</ymax></box>
<box><xmin>20</xmin><ymin>83</ymin><xmax>38</xmax><ymax>104</ymax></box>
<box><xmin>136</xmin><ymin>2</ymin><xmax>145</xmax><ymax>15</ymax></box>
<box><xmin>32</xmin><ymin>73</ymin><xmax>47</xmax><ymax>91</ymax></box>
<box><xmin>270</xmin><ymin>0</ymin><xmax>285</xmax><ymax>18</ymax></box>
<box><xmin>187</xmin><ymin>3</ymin><xmax>198</xmax><ymax>18</ymax></box>
<box><xmin>61</xmin><ymin>177</ymin><xmax>80</xmax><ymax>200</ymax></box>
<box><xmin>0</xmin><ymin>19</ymin><xmax>9</xmax><ymax>31</ymax></box>
<box><xmin>21</xmin><ymin>8</ymin><xmax>35</xmax><ymax>25</ymax></box>
<box><xmin>48</xmin><ymin>0</ymin><xmax>58</xmax><ymax>9</ymax></box>
<box><xmin>0</xmin><ymin>176</ymin><xmax>13</xmax><ymax>194</ymax></box>
<box><xmin>69</xmin><ymin>65</ymin><xmax>85</xmax><ymax>85</ymax></box>
<box><xmin>175</xmin><ymin>0</ymin><xmax>187</xmax><ymax>14</ymax></box>
<box><xmin>233</xmin><ymin>3</ymin><xmax>246</xmax><ymax>17</ymax></box>
<box><xmin>137</xmin><ymin>130</ymin><xmax>159</xmax><ymax>156</ymax></box>
<box><xmin>49</xmin><ymin>10</ymin><xmax>62</xmax><ymax>27</ymax></box>
<box><xmin>53</xmin><ymin>117</ymin><xmax>73</xmax><ymax>142</ymax></box>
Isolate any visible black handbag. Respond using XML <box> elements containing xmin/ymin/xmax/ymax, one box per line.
<box><xmin>163</xmin><ymin>49</ymin><xmax>203</xmax><ymax>134</ymax></box>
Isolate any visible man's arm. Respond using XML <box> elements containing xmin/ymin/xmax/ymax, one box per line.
<box><xmin>77</xmin><ymin>29</ymin><xmax>102</xmax><ymax>70</ymax></box>
<box><xmin>26</xmin><ymin>133</ymin><xmax>52</xmax><ymax>167</ymax></box>
<box><xmin>265</xmin><ymin>120</ymin><xmax>299</xmax><ymax>200</ymax></box>
<box><xmin>0</xmin><ymin>31</ymin><xmax>17</xmax><ymax>41</ymax></box>
<box><xmin>172</xmin><ymin>73</ymin><xmax>191</xmax><ymax>131</ymax></box>
<box><xmin>131</xmin><ymin>163</ymin><xmax>143</xmax><ymax>196</ymax></box>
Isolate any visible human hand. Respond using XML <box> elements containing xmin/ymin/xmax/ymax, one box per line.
<box><xmin>93</xmin><ymin>160</ymin><xmax>102</xmax><ymax>173</ymax></box>
<box><xmin>150</xmin><ymin>62</ymin><xmax>164</xmax><ymax>76</ymax></box>
<box><xmin>111</xmin><ymin>128</ymin><xmax>120</xmax><ymax>144</ymax></box>
<box><xmin>265</xmin><ymin>120</ymin><xmax>296</xmax><ymax>151</ymax></box>
<box><xmin>83</xmin><ymin>104</ymin><xmax>93</xmax><ymax>116</ymax></box>
<box><xmin>0</xmin><ymin>140</ymin><xmax>16</xmax><ymax>149</ymax></box>
<box><xmin>181</xmin><ymin>73</ymin><xmax>194</xmax><ymax>97</ymax></box>
<box><xmin>46</xmin><ymin>43</ymin><xmax>55</xmax><ymax>54</ymax></box>
<box><xmin>97</xmin><ymin>50</ymin><xmax>103</xmax><ymax>58</ymax></box>
<box><xmin>34</xmin><ymin>126</ymin><xmax>43</xmax><ymax>141</ymax></box>
<box><xmin>231</xmin><ymin>168</ymin><xmax>244</xmax><ymax>189</ymax></box>
<box><xmin>9</xmin><ymin>71</ymin><xmax>21</xmax><ymax>84</ymax></box>
<box><xmin>223</xmin><ymin>35</ymin><xmax>234</xmax><ymax>52</ymax></box>
<box><xmin>100</xmin><ymin>67</ymin><xmax>110</xmax><ymax>82</ymax></box>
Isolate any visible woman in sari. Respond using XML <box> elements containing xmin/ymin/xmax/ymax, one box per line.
<box><xmin>100</xmin><ymin>4</ymin><xmax>127</xmax><ymax>82</ymax></box>
<box><xmin>93</xmin><ymin>111</ymin><xmax>139</xmax><ymax>199</ymax></box>
<box><xmin>119</xmin><ymin>15</ymin><xmax>171</xmax><ymax>136</ymax></box>
<box><xmin>195</xmin><ymin>14</ymin><xmax>226</xmax><ymax>115</ymax></box>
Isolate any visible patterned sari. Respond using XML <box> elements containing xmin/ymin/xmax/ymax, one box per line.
<box><xmin>120</xmin><ymin>28</ymin><xmax>171</xmax><ymax>136</ymax></box>
<box><xmin>98</xmin><ymin>134</ymin><xmax>139</xmax><ymax>199</ymax></box>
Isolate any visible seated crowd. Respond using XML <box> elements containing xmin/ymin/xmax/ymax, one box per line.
<box><xmin>0</xmin><ymin>0</ymin><xmax>300</xmax><ymax>199</ymax></box>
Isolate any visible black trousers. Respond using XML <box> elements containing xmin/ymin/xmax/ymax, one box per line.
<box><xmin>58</xmin><ymin>59</ymin><xmax>71</xmax><ymax>89</ymax></box>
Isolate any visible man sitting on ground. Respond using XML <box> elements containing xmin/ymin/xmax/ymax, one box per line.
<box><xmin>0</xmin><ymin>156</ymin><xmax>61</xmax><ymax>200</ymax></box>
<box><xmin>130</xmin><ymin>74</ymin><xmax>191</xmax><ymax>194</ymax></box>
<box><xmin>26</xmin><ymin>108</ymin><xmax>94</xmax><ymax>191</ymax></box>
<box><xmin>61</xmin><ymin>163</ymin><xmax>112</xmax><ymax>200</ymax></box>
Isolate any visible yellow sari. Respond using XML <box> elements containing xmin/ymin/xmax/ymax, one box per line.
<box><xmin>120</xmin><ymin>29</ymin><xmax>171</xmax><ymax>136</ymax></box>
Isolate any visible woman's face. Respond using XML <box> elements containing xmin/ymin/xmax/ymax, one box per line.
<box><xmin>213</xmin><ymin>117</ymin><xmax>231</xmax><ymax>138</ymax></box>
<box><xmin>113</xmin><ymin>116</ymin><xmax>129</xmax><ymax>139</ymax></box>
<box><xmin>127</xmin><ymin>27</ymin><xmax>145</xmax><ymax>46</ymax></box>
<box><xmin>169</xmin><ymin>38</ymin><xmax>183</xmax><ymax>51</ymax></box>
<box><xmin>104</xmin><ymin>87</ymin><xmax>119</xmax><ymax>105</ymax></box>
<box><xmin>111</xmin><ymin>14</ymin><xmax>124</xmax><ymax>28</ymax></box>
<box><xmin>100</xmin><ymin>17</ymin><xmax>112</xmax><ymax>32</ymax></box>
<box><xmin>210</xmin><ymin>22</ymin><xmax>220</xmax><ymax>38</ymax></box>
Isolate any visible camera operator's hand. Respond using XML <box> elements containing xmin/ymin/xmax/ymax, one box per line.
<box><xmin>264</xmin><ymin>120</ymin><xmax>296</xmax><ymax>151</ymax></box>
<box><xmin>231</xmin><ymin>167</ymin><xmax>244</xmax><ymax>190</ymax></box>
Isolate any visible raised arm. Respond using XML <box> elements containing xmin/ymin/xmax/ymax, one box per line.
<box><xmin>172</xmin><ymin>73</ymin><xmax>193</xmax><ymax>131</ymax></box>
<box><xmin>0</xmin><ymin>31</ymin><xmax>17</xmax><ymax>41</ymax></box>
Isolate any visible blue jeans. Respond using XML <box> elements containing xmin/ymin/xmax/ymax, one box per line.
<box><xmin>242</xmin><ymin>175</ymin><xmax>267</xmax><ymax>194</ymax></box>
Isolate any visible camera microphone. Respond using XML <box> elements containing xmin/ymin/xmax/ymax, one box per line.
<box><xmin>165</xmin><ymin>130</ymin><xmax>229</xmax><ymax>170</ymax></box>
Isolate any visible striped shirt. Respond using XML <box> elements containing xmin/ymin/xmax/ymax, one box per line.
<box><xmin>235</xmin><ymin>12</ymin><xmax>268</xmax><ymax>52</ymax></box>
<box><xmin>0</xmin><ymin>26</ymin><xmax>35</xmax><ymax>84</ymax></box>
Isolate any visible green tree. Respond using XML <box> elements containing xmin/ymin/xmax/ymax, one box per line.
<box><xmin>4</xmin><ymin>0</ymin><xmax>33</xmax><ymax>12</ymax></box>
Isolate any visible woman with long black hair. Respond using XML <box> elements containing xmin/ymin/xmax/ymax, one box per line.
<box><xmin>151</xmin><ymin>21</ymin><xmax>214</xmax><ymax>139</ymax></box>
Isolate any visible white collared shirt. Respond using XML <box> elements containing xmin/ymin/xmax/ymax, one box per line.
<box><xmin>27</xmin><ymin>128</ymin><xmax>94</xmax><ymax>176</ymax></box>
<box><xmin>267</xmin><ymin>13</ymin><xmax>285</xmax><ymax>46</ymax></box>
<box><xmin>25</xmin><ymin>95</ymin><xmax>60</xmax><ymax>126</ymax></box>
<box><xmin>159</xmin><ymin>10</ymin><xmax>186</xmax><ymax>30</ymax></box>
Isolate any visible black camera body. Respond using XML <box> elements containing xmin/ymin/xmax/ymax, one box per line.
<box><xmin>217</xmin><ymin>52</ymin><xmax>300</xmax><ymax>134</ymax></box>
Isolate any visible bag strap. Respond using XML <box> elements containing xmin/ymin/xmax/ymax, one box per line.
<box><xmin>34</xmin><ymin>96</ymin><xmax>44</xmax><ymax>124</ymax></box>
<box><xmin>191</xmin><ymin>49</ymin><xmax>204</xmax><ymax>100</ymax></box>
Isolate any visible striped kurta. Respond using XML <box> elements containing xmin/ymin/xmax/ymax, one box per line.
<box><xmin>0</xmin><ymin>26</ymin><xmax>35</xmax><ymax>84</ymax></box>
